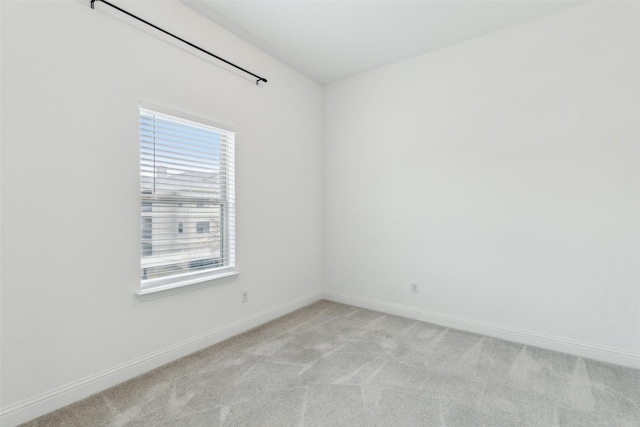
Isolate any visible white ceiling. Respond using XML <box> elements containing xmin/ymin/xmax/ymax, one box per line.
<box><xmin>183</xmin><ymin>1</ymin><xmax>581</xmax><ymax>84</ymax></box>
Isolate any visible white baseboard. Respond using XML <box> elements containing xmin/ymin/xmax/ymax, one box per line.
<box><xmin>0</xmin><ymin>291</ymin><xmax>323</xmax><ymax>427</ymax></box>
<box><xmin>324</xmin><ymin>291</ymin><xmax>640</xmax><ymax>370</ymax></box>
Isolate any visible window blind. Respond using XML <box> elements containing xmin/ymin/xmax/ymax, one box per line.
<box><xmin>139</xmin><ymin>108</ymin><xmax>235</xmax><ymax>289</ymax></box>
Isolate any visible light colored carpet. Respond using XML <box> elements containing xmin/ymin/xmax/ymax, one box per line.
<box><xmin>21</xmin><ymin>300</ymin><xmax>640</xmax><ymax>426</ymax></box>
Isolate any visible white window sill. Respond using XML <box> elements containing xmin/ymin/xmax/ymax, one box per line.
<box><xmin>137</xmin><ymin>271</ymin><xmax>241</xmax><ymax>301</ymax></box>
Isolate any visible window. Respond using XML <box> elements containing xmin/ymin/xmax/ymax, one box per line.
<box><xmin>141</xmin><ymin>217</ymin><xmax>152</xmax><ymax>239</ymax></box>
<box><xmin>139</xmin><ymin>107</ymin><xmax>236</xmax><ymax>294</ymax></box>
<box><xmin>142</xmin><ymin>243</ymin><xmax>152</xmax><ymax>258</ymax></box>
<box><xmin>196</xmin><ymin>221</ymin><xmax>210</xmax><ymax>233</ymax></box>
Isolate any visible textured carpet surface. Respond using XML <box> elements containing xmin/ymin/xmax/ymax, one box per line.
<box><xmin>21</xmin><ymin>300</ymin><xmax>640</xmax><ymax>426</ymax></box>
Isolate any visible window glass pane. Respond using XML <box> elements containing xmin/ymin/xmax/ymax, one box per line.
<box><xmin>196</xmin><ymin>221</ymin><xmax>210</xmax><ymax>233</ymax></box>
<box><xmin>142</xmin><ymin>217</ymin><xmax>152</xmax><ymax>239</ymax></box>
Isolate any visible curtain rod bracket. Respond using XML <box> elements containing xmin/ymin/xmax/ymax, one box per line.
<box><xmin>90</xmin><ymin>0</ymin><xmax>268</xmax><ymax>85</ymax></box>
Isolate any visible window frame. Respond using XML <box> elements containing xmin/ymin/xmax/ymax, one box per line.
<box><xmin>137</xmin><ymin>103</ymin><xmax>239</xmax><ymax>300</ymax></box>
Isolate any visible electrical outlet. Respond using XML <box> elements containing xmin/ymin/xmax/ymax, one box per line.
<box><xmin>241</xmin><ymin>290</ymin><xmax>248</xmax><ymax>303</ymax></box>
<box><xmin>410</xmin><ymin>282</ymin><xmax>419</xmax><ymax>293</ymax></box>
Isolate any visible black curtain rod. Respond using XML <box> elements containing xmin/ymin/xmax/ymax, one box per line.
<box><xmin>90</xmin><ymin>0</ymin><xmax>268</xmax><ymax>85</ymax></box>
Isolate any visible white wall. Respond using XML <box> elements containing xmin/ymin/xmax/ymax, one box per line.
<box><xmin>324</xmin><ymin>2</ymin><xmax>640</xmax><ymax>366</ymax></box>
<box><xmin>1</xmin><ymin>0</ymin><xmax>322</xmax><ymax>423</ymax></box>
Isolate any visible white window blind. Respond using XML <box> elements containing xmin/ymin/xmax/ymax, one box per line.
<box><xmin>139</xmin><ymin>107</ymin><xmax>235</xmax><ymax>291</ymax></box>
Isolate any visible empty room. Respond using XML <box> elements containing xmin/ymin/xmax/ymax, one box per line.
<box><xmin>1</xmin><ymin>0</ymin><xmax>639</xmax><ymax>426</ymax></box>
